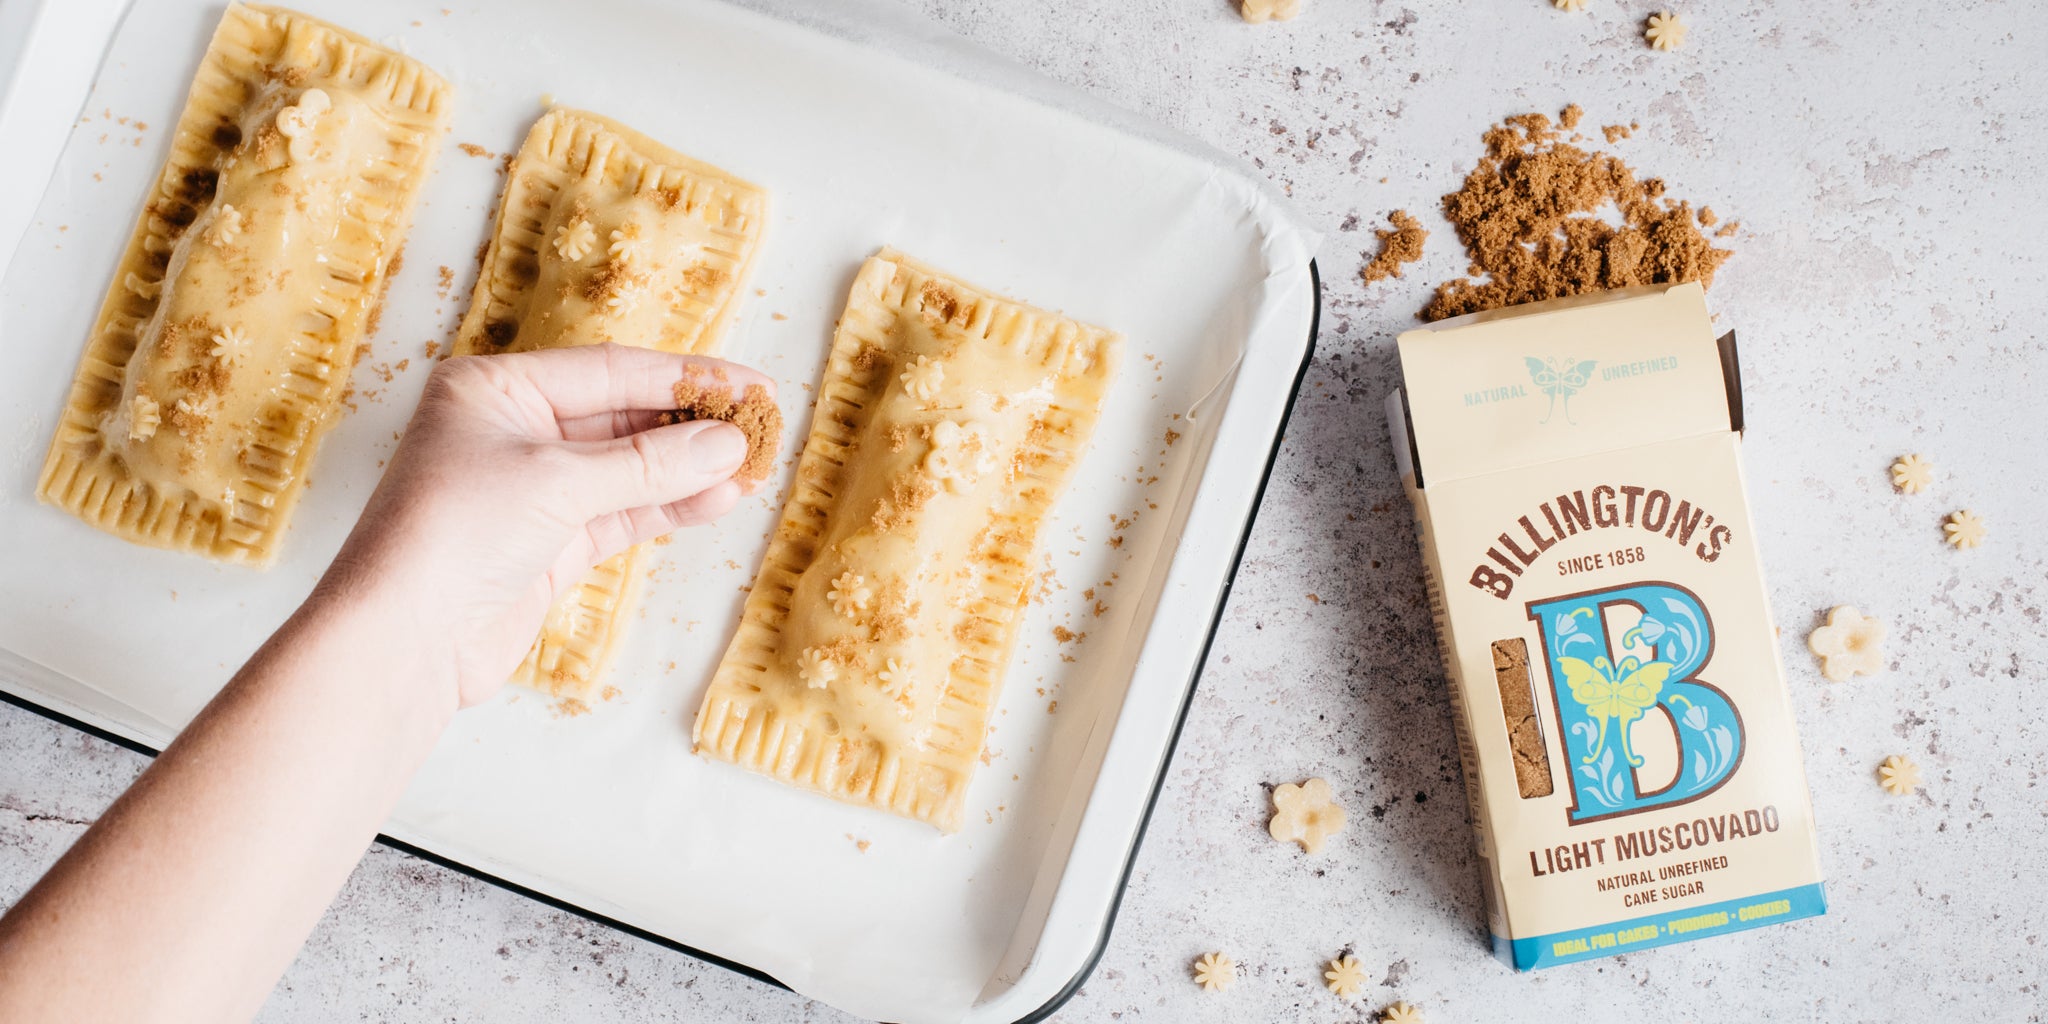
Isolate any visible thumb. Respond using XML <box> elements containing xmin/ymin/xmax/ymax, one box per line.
<box><xmin>560</xmin><ymin>419</ymin><xmax>748</xmax><ymax>519</ymax></box>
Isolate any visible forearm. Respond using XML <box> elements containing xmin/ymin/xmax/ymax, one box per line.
<box><xmin>0</xmin><ymin>590</ymin><xmax>455</xmax><ymax>1024</ymax></box>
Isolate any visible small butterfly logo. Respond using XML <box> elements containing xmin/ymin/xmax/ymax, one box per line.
<box><xmin>1559</xmin><ymin>654</ymin><xmax>1672</xmax><ymax>767</ymax></box>
<box><xmin>1524</xmin><ymin>356</ymin><xmax>1598</xmax><ymax>424</ymax></box>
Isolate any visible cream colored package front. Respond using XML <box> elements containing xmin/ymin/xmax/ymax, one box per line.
<box><xmin>1388</xmin><ymin>283</ymin><xmax>1825</xmax><ymax>969</ymax></box>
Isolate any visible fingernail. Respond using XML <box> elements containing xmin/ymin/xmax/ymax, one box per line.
<box><xmin>689</xmin><ymin>421</ymin><xmax>748</xmax><ymax>474</ymax></box>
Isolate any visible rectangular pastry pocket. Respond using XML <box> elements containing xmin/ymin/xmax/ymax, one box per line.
<box><xmin>455</xmin><ymin>107</ymin><xmax>769</xmax><ymax>700</ymax></box>
<box><xmin>694</xmin><ymin>249</ymin><xmax>1120</xmax><ymax>831</ymax></box>
<box><xmin>37</xmin><ymin>3</ymin><xmax>452</xmax><ymax>565</ymax></box>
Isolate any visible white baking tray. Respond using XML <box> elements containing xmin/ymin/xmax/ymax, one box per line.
<box><xmin>0</xmin><ymin>1</ymin><xmax>1321</xmax><ymax>1020</ymax></box>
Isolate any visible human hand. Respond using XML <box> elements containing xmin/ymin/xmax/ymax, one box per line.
<box><xmin>310</xmin><ymin>342</ymin><xmax>772</xmax><ymax>710</ymax></box>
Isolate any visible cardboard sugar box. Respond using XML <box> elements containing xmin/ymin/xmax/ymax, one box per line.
<box><xmin>1387</xmin><ymin>282</ymin><xmax>1825</xmax><ymax>969</ymax></box>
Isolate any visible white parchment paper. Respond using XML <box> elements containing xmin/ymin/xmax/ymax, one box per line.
<box><xmin>0</xmin><ymin>1</ymin><xmax>1320</xmax><ymax>1019</ymax></box>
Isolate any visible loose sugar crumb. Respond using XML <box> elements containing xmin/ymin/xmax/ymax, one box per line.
<box><xmin>1268</xmin><ymin>777</ymin><xmax>1347</xmax><ymax>855</ymax></box>
<box><xmin>1324</xmin><ymin>954</ymin><xmax>1368</xmax><ymax>997</ymax></box>
<box><xmin>1192</xmin><ymin>952</ymin><xmax>1237</xmax><ymax>992</ymax></box>
<box><xmin>1807</xmin><ymin>606</ymin><xmax>1885</xmax><ymax>682</ymax></box>
<box><xmin>1422</xmin><ymin>110</ymin><xmax>1731</xmax><ymax>321</ymax></box>
<box><xmin>551</xmin><ymin>698</ymin><xmax>592</xmax><ymax>719</ymax></box>
<box><xmin>1361</xmin><ymin>210</ymin><xmax>1428</xmax><ymax>284</ymax></box>
<box><xmin>1890</xmin><ymin>453</ymin><xmax>1933</xmax><ymax>494</ymax></box>
<box><xmin>1602</xmin><ymin>123</ymin><xmax>1635</xmax><ymax>143</ymax></box>
<box><xmin>1943</xmin><ymin>509</ymin><xmax>1986</xmax><ymax>549</ymax></box>
<box><xmin>1878</xmin><ymin>755</ymin><xmax>1921</xmax><ymax>796</ymax></box>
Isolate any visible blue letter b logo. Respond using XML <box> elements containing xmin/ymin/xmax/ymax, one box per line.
<box><xmin>1527</xmin><ymin>583</ymin><xmax>1743</xmax><ymax>824</ymax></box>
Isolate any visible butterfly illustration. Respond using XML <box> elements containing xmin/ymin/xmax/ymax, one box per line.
<box><xmin>1558</xmin><ymin>654</ymin><xmax>1672</xmax><ymax>768</ymax></box>
<box><xmin>1524</xmin><ymin>356</ymin><xmax>1598</xmax><ymax>424</ymax></box>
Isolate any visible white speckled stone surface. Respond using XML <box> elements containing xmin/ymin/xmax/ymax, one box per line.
<box><xmin>4</xmin><ymin>0</ymin><xmax>2046</xmax><ymax>1020</ymax></box>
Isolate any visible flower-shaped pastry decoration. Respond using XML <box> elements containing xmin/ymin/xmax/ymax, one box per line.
<box><xmin>205</xmin><ymin>204</ymin><xmax>244</xmax><ymax>247</ymax></box>
<box><xmin>1806</xmin><ymin>606</ymin><xmax>1884</xmax><ymax>682</ymax></box>
<box><xmin>276</xmin><ymin>88</ymin><xmax>332</xmax><ymax>164</ymax></box>
<box><xmin>1645</xmin><ymin>12</ymin><xmax>1687</xmax><ymax>50</ymax></box>
<box><xmin>1269</xmin><ymin>777</ymin><xmax>1347</xmax><ymax>855</ymax></box>
<box><xmin>210</xmin><ymin>326</ymin><xmax>249</xmax><ymax>366</ymax></box>
<box><xmin>1323</xmin><ymin>954</ymin><xmax>1368</xmax><ymax>997</ymax></box>
<box><xmin>1191</xmin><ymin>952</ymin><xmax>1236</xmax><ymax>992</ymax></box>
<box><xmin>126</xmin><ymin>392</ymin><xmax>161</xmax><ymax>442</ymax></box>
<box><xmin>900</xmin><ymin>356</ymin><xmax>944</xmax><ymax>402</ymax></box>
<box><xmin>602</xmin><ymin>284</ymin><xmax>643</xmax><ymax>316</ymax></box>
<box><xmin>1878</xmin><ymin>754</ymin><xmax>1921</xmax><ymax>796</ymax></box>
<box><xmin>607</xmin><ymin>222</ymin><xmax>649</xmax><ymax>266</ymax></box>
<box><xmin>1382</xmin><ymin>1002</ymin><xmax>1425</xmax><ymax>1024</ymax></box>
<box><xmin>553</xmin><ymin>217</ymin><xmax>597</xmax><ymax>261</ymax></box>
<box><xmin>796</xmin><ymin>647</ymin><xmax>836</xmax><ymax>689</ymax></box>
<box><xmin>1943</xmin><ymin>509</ymin><xmax>1986</xmax><ymax>549</ymax></box>
<box><xmin>828</xmin><ymin>571</ymin><xmax>872</xmax><ymax>619</ymax></box>
<box><xmin>123</xmin><ymin>272</ymin><xmax>161</xmax><ymax>300</ymax></box>
<box><xmin>877</xmin><ymin>657</ymin><xmax>910</xmax><ymax>695</ymax></box>
<box><xmin>925</xmin><ymin>419</ymin><xmax>995</xmax><ymax>492</ymax></box>
<box><xmin>172</xmin><ymin>393</ymin><xmax>216</xmax><ymax>435</ymax></box>
<box><xmin>1889</xmin><ymin>454</ymin><xmax>1933</xmax><ymax>494</ymax></box>
<box><xmin>1553</xmin><ymin>0</ymin><xmax>1587</xmax><ymax>10</ymax></box>
<box><xmin>1239</xmin><ymin>0</ymin><xmax>1302</xmax><ymax>23</ymax></box>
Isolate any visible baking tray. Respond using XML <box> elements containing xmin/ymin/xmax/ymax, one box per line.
<box><xmin>0</xmin><ymin>1</ymin><xmax>1322</xmax><ymax>1020</ymax></box>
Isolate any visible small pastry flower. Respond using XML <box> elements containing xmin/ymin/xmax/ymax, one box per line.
<box><xmin>1269</xmin><ymin>777</ymin><xmax>1347</xmax><ymax>855</ymax></box>
<box><xmin>172</xmin><ymin>393</ymin><xmax>216</xmax><ymax>434</ymax></box>
<box><xmin>1238</xmin><ymin>0</ymin><xmax>1301</xmax><ymax>23</ymax></box>
<box><xmin>900</xmin><ymin>355</ymin><xmax>944</xmax><ymax>402</ymax></box>
<box><xmin>276</xmin><ymin>88</ymin><xmax>332</xmax><ymax>163</ymax></box>
<box><xmin>1889</xmin><ymin>453</ymin><xmax>1933</xmax><ymax>494</ymax></box>
<box><xmin>1382</xmin><ymin>1002</ymin><xmax>1425</xmax><ymax>1024</ymax></box>
<box><xmin>1553</xmin><ymin>0</ymin><xmax>1587</xmax><ymax>10</ymax></box>
<box><xmin>1806</xmin><ymin>606</ymin><xmax>1884</xmax><ymax>682</ymax></box>
<box><xmin>205</xmin><ymin>203</ymin><xmax>244</xmax><ymax>247</ymax></box>
<box><xmin>827</xmin><ymin>571</ymin><xmax>872</xmax><ymax>618</ymax></box>
<box><xmin>123</xmin><ymin>272</ymin><xmax>161</xmax><ymax>300</ymax></box>
<box><xmin>602</xmin><ymin>282</ymin><xmax>643</xmax><ymax>315</ymax></box>
<box><xmin>796</xmin><ymin>647</ymin><xmax>837</xmax><ymax>689</ymax></box>
<box><xmin>1323</xmin><ymin>954</ymin><xmax>1368</xmax><ymax>997</ymax></box>
<box><xmin>210</xmin><ymin>325</ymin><xmax>249</xmax><ymax>366</ymax></box>
<box><xmin>553</xmin><ymin>217</ymin><xmax>597</xmax><ymax>261</ymax></box>
<box><xmin>1191</xmin><ymin>952</ymin><xmax>1236</xmax><ymax>992</ymax></box>
<box><xmin>878</xmin><ymin>657</ymin><xmax>910</xmax><ymax>696</ymax></box>
<box><xmin>1943</xmin><ymin>509</ymin><xmax>1986</xmax><ymax>549</ymax></box>
<box><xmin>1878</xmin><ymin>754</ymin><xmax>1921</xmax><ymax>796</ymax></box>
<box><xmin>1645</xmin><ymin>11</ymin><xmax>1687</xmax><ymax>50</ymax></box>
<box><xmin>607</xmin><ymin>222</ymin><xmax>649</xmax><ymax>266</ymax></box>
<box><xmin>925</xmin><ymin>419</ymin><xmax>995</xmax><ymax>492</ymax></box>
<box><xmin>127</xmin><ymin>392</ymin><xmax>161</xmax><ymax>442</ymax></box>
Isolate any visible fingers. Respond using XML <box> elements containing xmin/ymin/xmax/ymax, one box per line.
<box><xmin>580</xmin><ymin>480</ymin><xmax>744</xmax><ymax>564</ymax></box>
<box><xmin>558</xmin><ymin>418</ymin><xmax>747</xmax><ymax>519</ymax></box>
<box><xmin>555</xmin><ymin>407</ymin><xmax>671</xmax><ymax>443</ymax></box>
<box><xmin>469</xmin><ymin>343</ymin><xmax>775</xmax><ymax>425</ymax></box>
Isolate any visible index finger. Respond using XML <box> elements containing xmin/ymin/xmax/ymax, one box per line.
<box><xmin>485</xmin><ymin>342</ymin><xmax>776</xmax><ymax>422</ymax></box>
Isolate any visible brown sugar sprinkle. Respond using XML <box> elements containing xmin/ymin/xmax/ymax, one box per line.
<box><xmin>457</xmin><ymin>142</ymin><xmax>492</xmax><ymax>159</ymax></box>
<box><xmin>919</xmin><ymin>281</ymin><xmax>963</xmax><ymax>326</ymax></box>
<box><xmin>1164</xmin><ymin>428</ymin><xmax>1182</xmax><ymax>446</ymax></box>
<box><xmin>1603</xmin><ymin>123</ymin><xmax>1635</xmax><ymax>144</ymax></box>
<box><xmin>1052</xmin><ymin>626</ymin><xmax>1086</xmax><ymax>644</ymax></box>
<box><xmin>1420</xmin><ymin>109</ymin><xmax>1733</xmax><ymax>322</ymax></box>
<box><xmin>436</xmin><ymin>264</ymin><xmax>454</xmax><ymax>295</ymax></box>
<box><xmin>662</xmin><ymin>378</ymin><xmax>784</xmax><ymax>483</ymax></box>
<box><xmin>1361</xmin><ymin>209</ymin><xmax>1429</xmax><ymax>285</ymax></box>
<box><xmin>870</xmin><ymin>472</ymin><xmax>938</xmax><ymax>534</ymax></box>
<box><xmin>680</xmin><ymin>262</ymin><xmax>728</xmax><ymax>293</ymax></box>
<box><xmin>1559</xmin><ymin>103</ymin><xmax>1584</xmax><ymax>130</ymax></box>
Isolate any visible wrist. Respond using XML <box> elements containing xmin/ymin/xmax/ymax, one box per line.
<box><xmin>279</xmin><ymin>577</ymin><xmax>463</xmax><ymax>733</ymax></box>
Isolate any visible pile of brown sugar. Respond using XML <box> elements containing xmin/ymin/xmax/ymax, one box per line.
<box><xmin>1421</xmin><ymin>109</ymin><xmax>1733</xmax><ymax>322</ymax></box>
<box><xmin>664</xmin><ymin>377</ymin><xmax>783</xmax><ymax>483</ymax></box>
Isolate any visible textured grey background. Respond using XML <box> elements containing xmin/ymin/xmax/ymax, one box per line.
<box><xmin>5</xmin><ymin>0</ymin><xmax>2047</xmax><ymax>1021</ymax></box>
